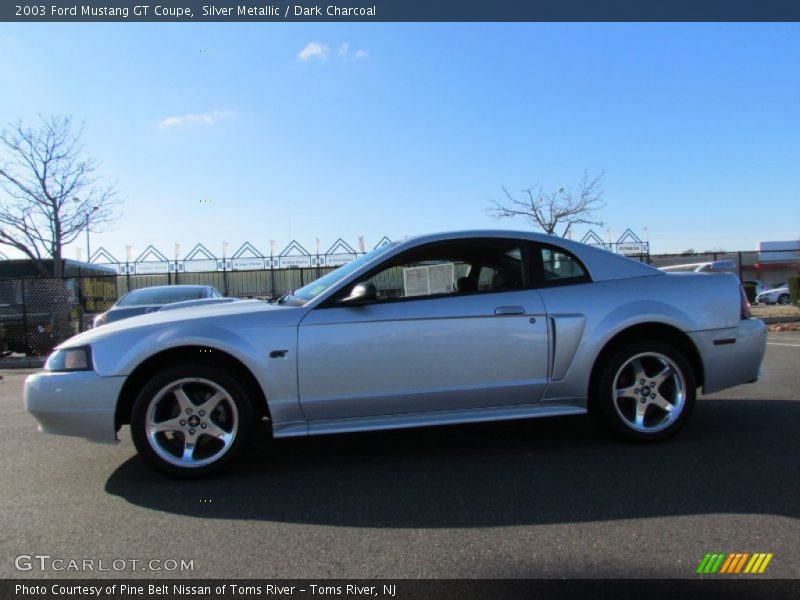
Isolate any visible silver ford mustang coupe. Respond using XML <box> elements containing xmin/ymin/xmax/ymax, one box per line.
<box><xmin>25</xmin><ymin>230</ymin><xmax>766</xmax><ymax>478</ymax></box>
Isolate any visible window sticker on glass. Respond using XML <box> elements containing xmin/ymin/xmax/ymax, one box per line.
<box><xmin>402</xmin><ymin>263</ymin><xmax>456</xmax><ymax>297</ymax></box>
<box><xmin>403</xmin><ymin>266</ymin><xmax>430</xmax><ymax>296</ymax></box>
<box><xmin>428</xmin><ymin>263</ymin><xmax>455</xmax><ymax>294</ymax></box>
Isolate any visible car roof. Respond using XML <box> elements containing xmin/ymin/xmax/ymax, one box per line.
<box><xmin>399</xmin><ymin>230</ymin><xmax>662</xmax><ymax>282</ymax></box>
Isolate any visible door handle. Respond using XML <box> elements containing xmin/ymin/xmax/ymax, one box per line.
<box><xmin>494</xmin><ymin>305</ymin><xmax>525</xmax><ymax>316</ymax></box>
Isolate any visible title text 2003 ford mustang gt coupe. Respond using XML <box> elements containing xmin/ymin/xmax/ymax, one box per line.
<box><xmin>25</xmin><ymin>231</ymin><xmax>766</xmax><ymax>478</ymax></box>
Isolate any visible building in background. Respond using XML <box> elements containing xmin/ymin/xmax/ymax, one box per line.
<box><xmin>753</xmin><ymin>241</ymin><xmax>800</xmax><ymax>288</ymax></box>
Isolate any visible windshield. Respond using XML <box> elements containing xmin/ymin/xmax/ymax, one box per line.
<box><xmin>291</xmin><ymin>243</ymin><xmax>398</xmax><ymax>303</ymax></box>
<box><xmin>116</xmin><ymin>287</ymin><xmax>207</xmax><ymax>306</ymax></box>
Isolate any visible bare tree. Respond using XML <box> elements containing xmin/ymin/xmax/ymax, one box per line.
<box><xmin>0</xmin><ymin>115</ymin><xmax>120</xmax><ymax>277</ymax></box>
<box><xmin>487</xmin><ymin>171</ymin><xmax>605</xmax><ymax>238</ymax></box>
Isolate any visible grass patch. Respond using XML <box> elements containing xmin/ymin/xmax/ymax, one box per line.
<box><xmin>751</xmin><ymin>305</ymin><xmax>800</xmax><ymax>318</ymax></box>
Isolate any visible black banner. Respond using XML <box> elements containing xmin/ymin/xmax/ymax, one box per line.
<box><xmin>3</xmin><ymin>580</ymin><xmax>800</xmax><ymax>600</ymax></box>
<box><xmin>3</xmin><ymin>0</ymin><xmax>800</xmax><ymax>22</ymax></box>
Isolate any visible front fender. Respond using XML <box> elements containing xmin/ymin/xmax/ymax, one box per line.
<box><xmin>92</xmin><ymin>323</ymin><xmax>261</xmax><ymax>377</ymax></box>
<box><xmin>91</xmin><ymin>321</ymin><xmax>302</xmax><ymax>432</ymax></box>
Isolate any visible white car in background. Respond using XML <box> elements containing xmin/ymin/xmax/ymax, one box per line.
<box><xmin>658</xmin><ymin>260</ymin><xmax>737</xmax><ymax>275</ymax></box>
<box><xmin>755</xmin><ymin>284</ymin><xmax>791</xmax><ymax>305</ymax></box>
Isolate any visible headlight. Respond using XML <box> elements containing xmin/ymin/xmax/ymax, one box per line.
<box><xmin>45</xmin><ymin>346</ymin><xmax>93</xmax><ymax>372</ymax></box>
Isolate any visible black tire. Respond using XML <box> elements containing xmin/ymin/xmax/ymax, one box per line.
<box><xmin>778</xmin><ymin>294</ymin><xmax>791</xmax><ymax>305</ymax></box>
<box><xmin>590</xmin><ymin>340</ymin><xmax>696</xmax><ymax>442</ymax></box>
<box><xmin>130</xmin><ymin>363</ymin><xmax>255</xmax><ymax>478</ymax></box>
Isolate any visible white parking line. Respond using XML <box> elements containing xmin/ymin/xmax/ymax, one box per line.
<box><xmin>767</xmin><ymin>343</ymin><xmax>800</xmax><ymax>347</ymax></box>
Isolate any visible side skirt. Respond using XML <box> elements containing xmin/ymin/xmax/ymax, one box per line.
<box><xmin>272</xmin><ymin>399</ymin><xmax>588</xmax><ymax>439</ymax></box>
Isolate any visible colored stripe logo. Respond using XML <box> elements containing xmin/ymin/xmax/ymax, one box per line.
<box><xmin>696</xmin><ymin>553</ymin><xmax>773</xmax><ymax>574</ymax></box>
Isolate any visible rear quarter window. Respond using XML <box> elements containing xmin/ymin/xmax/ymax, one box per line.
<box><xmin>539</xmin><ymin>246</ymin><xmax>590</xmax><ymax>286</ymax></box>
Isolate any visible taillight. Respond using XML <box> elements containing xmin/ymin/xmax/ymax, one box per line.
<box><xmin>739</xmin><ymin>286</ymin><xmax>751</xmax><ymax>319</ymax></box>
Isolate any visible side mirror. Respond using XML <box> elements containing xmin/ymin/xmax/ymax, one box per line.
<box><xmin>340</xmin><ymin>282</ymin><xmax>377</xmax><ymax>305</ymax></box>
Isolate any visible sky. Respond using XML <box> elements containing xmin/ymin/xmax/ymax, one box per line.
<box><xmin>0</xmin><ymin>22</ymin><xmax>798</xmax><ymax>261</ymax></box>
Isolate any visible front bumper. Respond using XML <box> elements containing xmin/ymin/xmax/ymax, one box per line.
<box><xmin>688</xmin><ymin>318</ymin><xmax>767</xmax><ymax>395</ymax></box>
<box><xmin>24</xmin><ymin>371</ymin><xmax>126</xmax><ymax>444</ymax></box>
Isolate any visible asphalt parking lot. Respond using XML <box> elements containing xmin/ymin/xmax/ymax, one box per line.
<box><xmin>1</xmin><ymin>332</ymin><xmax>798</xmax><ymax>580</ymax></box>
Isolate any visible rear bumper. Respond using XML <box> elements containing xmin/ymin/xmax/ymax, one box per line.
<box><xmin>689</xmin><ymin>319</ymin><xmax>767</xmax><ymax>394</ymax></box>
<box><xmin>24</xmin><ymin>371</ymin><xmax>126</xmax><ymax>444</ymax></box>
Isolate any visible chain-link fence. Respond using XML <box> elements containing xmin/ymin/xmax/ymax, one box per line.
<box><xmin>0</xmin><ymin>248</ymin><xmax>797</xmax><ymax>357</ymax></box>
<box><xmin>0</xmin><ymin>274</ymin><xmax>113</xmax><ymax>356</ymax></box>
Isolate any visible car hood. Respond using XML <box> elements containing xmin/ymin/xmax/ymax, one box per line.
<box><xmin>63</xmin><ymin>299</ymin><xmax>299</xmax><ymax>349</ymax></box>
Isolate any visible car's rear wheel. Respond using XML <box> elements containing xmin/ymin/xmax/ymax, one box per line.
<box><xmin>778</xmin><ymin>294</ymin><xmax>791</xmax><ymax>305</ymax></box>
<box><xmin>592</xmin><ymin>341</ymin><xmax>696</xmax><ymax>442</ymax></box>
<box><xmin>130</xmin><ymin>364</ymin><xmax>254</xmax><ymax>478</ymax></box>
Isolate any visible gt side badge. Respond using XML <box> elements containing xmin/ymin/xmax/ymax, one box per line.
<box><xmin>269</xmin><ymin>350</ymin><xmax>288</xmax><ymax>359</ymax></box>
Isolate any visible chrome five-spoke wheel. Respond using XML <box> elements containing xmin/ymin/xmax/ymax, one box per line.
<box><xmin>612</xmin><ymin>352</ymin><xmax>685</xmax><ymax>433</ymax></box>
<box><xmin>131</xmin><ymin>363</ymin><xmax>254</xmax><ymax>477</ymax></box>
<box><xmin>592</xmin><ymin>340</ymin><xmax>696</xmax><ymax>442</ymax></box>
<box><xmin>145</xmin><ymin>378</ymin><xmax>239</xmax><ymax>468</ymax></box>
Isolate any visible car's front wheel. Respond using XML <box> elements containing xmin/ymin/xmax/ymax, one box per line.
<box><xmin>130</xmin><ymin>364</ymin><xmax>254</xmax><ymax>478</ymax></box>
<box><xmin>591</xmin><ymin>341</ymin><xmax>696</xmax><ymax>442</ymax></box>
<box><xmin>778</xmin><ymin>294</ymin><xmax>791</xmax><ymax>305</ymax></box>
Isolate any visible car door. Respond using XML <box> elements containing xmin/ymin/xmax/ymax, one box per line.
<box><xmin>296</xmin><ymin>239</ymin><xmax>550</xmax><ymax>421</ymax></box>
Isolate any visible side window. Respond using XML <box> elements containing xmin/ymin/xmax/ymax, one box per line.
<box><xmin>540</xmin><ymin>246</ymin><xmax>589</xmax><ymax>285</ymax></box>
<box><xmin>362</xmin><ymin>241</ymin><xmax>525</xmax><ymax>301</ymax></box>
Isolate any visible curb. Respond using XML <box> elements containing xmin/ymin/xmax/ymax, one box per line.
<box><xmin>759</xmin><ymin>316</ymin><xmax>800</xmax><ymax>325</ymax></box>
<box><xmin>0</xmin><ymin>358</ymin><xmax>46</xmax><ymax>370</ymax></box>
